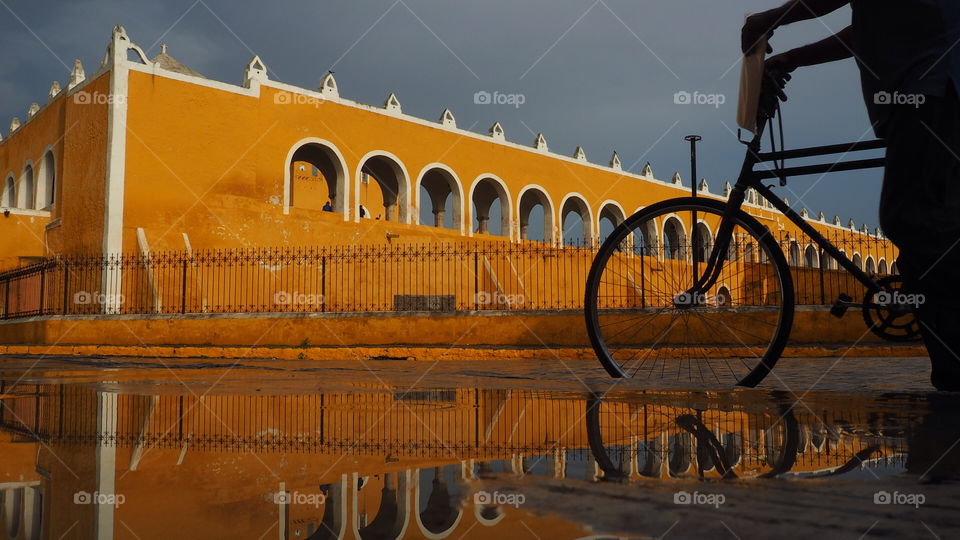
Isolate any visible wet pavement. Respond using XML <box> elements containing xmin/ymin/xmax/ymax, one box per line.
<box><xmin>0</xmin><ymin>355</ymin><xmax>958</xmax><ymax>539</ymax></box>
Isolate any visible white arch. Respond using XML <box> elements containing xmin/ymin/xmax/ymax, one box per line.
<box><xmin>282</xmin><ymin>137</ymin><xmax>350</xmax><ymax>219</ymax></box>
<box><xmin>878</xmin><ymin>258</ymin><xmax>889</xmax><ymax>274</ymax></box>
<box><xmin>852</xmin><ymin>252</ymin><xmax>863</xmax><ymax>270</ymax></box>
<box><xmin>692</xmin><ymin>219</ymin><xmax>714</xmax><ymax>262</ymax></box>
<box><xmin>1</xmin><ymin>174</ymin><xmax>14</xmax><ymax>207</ymax></box>
<box><xmin>660</xmin><ymin>213</ymin><xmax>688</xmax><ymax>260</ymax></box>
<box><xmin>468</xmin><ymin>173</ymin><xmax>514</xmax><ymax>239</ymax></box>
<box><xmin>597</xmin><ymin>200</ymin><xmax>627</xmax><ymax>242</ymax></box>
<box><xmin>473</xmin><ymin>504</ymin><xmax>506</xmax><ymax>527</ymax></box>
<box><xmin>352</xmin><ymin>470</ymin><xmax>412</xmax><ymax>540</ymax></box>
<box><xmin>558</xmin><ymin>192</ymin><xmax>595</xmax><ymax>246</ymax></box>
<box><xmin>355</xmin><ymin>150</ymin><xmax>412</xmax><ymax>224</ymax></box>
<box><xmin>36</xmin><ymin>145</ymin><xmax>56</xmax><ymax>210</ymax></box>
<box><xmin>865</xmin><ymin>255</ymin><xmax>877</xmax><ymax>274</ymax></box>
<box><xmin>17</xmin><ymin>160</ymin><xmax>35</xmax><ymax>209</ymax></box>
<box><xmin>517</xmin><ymin>183</ymin><xmax>557</xmax><ymax>244</ymax></box>
<box><xmin>414</xmin><ymin>162</ymin><xmax>465</xmax><ymax>234</ymax></box>
<box><xmin>804</xmin><ymin>243</ymin><xmax>820</xmax><ymax>268</ymax></box>
<box><xmin>413</xmin><ymin>469</ymin><xmax>464</xmax><ymax>539</ymax></box>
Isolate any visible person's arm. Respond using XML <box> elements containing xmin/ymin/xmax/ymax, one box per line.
<box><xmin>742</xmin><ymin>0</ymin><xmax>851</xmax><ymax>54</ymax></box>
<box><xmin>767</xmin><ymin>25</ymin><xmax>855</xmax><ymax>72</ymax></box>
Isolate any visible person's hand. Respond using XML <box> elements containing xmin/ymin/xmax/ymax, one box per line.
<box><xmin>757</xmin><ymin>63</ymin><xmax>792</xmax><ymax>124</ymax></box>
<box><xmin>765</xmin><ymin>52</ymin><xmax>799</xmax><ymax>74</ymax></box>
<box><xmin>742</xmin><ymin>12</ymin><xmax>777</xmax><ymax>55</ymax></box>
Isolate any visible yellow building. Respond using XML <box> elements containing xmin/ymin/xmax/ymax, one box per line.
<box><xmin>0</xmin><ymin>26</ymin><xmax>898</xmax><ymax>349</ymax></box>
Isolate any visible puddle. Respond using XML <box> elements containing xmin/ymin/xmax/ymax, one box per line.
<box><xmin>0</xmin><ymin>360</ymin><xmax>958</xmax><ymax>538</ymax></box>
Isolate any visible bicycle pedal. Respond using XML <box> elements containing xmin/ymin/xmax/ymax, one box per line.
<box><xmin>830</xmin><ymin>294</ymin><xmax>853</xmax><ymax>318</ymax></box>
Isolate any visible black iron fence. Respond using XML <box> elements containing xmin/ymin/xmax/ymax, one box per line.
<box><xmin>0</xmin><ymin>234</ymin><xmax>896</xmax><ymax>319</ymax></box>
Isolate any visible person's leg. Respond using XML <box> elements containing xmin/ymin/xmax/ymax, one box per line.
<box><xmin>879</xmin><ymin>88</ymin><xmax>960</xmax><ymax>390</ymax></box>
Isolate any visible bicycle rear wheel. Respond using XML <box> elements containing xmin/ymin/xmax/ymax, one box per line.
<box><xmin>584</xmin><ymin>197</ymin><xmax>794</xmax><ymax>387</ymax></box>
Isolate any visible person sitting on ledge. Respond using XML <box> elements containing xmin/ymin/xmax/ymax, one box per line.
<box><xmin>743</xmin><ymin>0</ymin><xmax>960</xmax><ymax>390</ymax></box>
<box><xmin>322</xmin><ymin>200</ymin><xmax>333</xmax><ymax>212</ymax></box>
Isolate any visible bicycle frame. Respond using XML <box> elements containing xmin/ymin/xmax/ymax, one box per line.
<box><xmin>691</xmin><ymin>121</ymin><xmax>888</xmax><ymax>301</ymax></box>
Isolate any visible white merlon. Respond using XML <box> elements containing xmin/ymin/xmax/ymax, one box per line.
<box><xmin>534</xmin><ymin>133</ymin><xmax>548</xmax><ymax>151</ymax></box>
<box><xmin>818</xmin><ymin>211</ymin><xmax>825</xmax><ymax>222</ymax></box>
<box><xmin>439</xmin><ymin>108</ymin><xmax>456</xmax><ymax>128</ymax></box>
<box><xmin>697</xmin><ymin>177</ymin><xmax>708</xmax><ymax>193</ymax></box>
<box><xmin>9</xmin><ymin>117</ymin><xmax>20</xmax><ymax>133</ymax></box>
<box><xmin>319</xmin><ymin>73</ymin><xmax>338</xmax><ymax>98</ymax></box>
<box><xmin>27</xmin><ymin>103</ymin><xmax>40</xmax><ymax>119</ymax></box>
<box><xmin>489</xmin><ymin>122</ymin><xmax>505</xmax><ymax>141</ymax></box>
<box><xmin>723</xmin><ymin>181</ymin><xmax>732</xmax><ymax>197</ymax></box>
<box><xmin>609</xmin><ymin>151</ymin><xmax>621</xmax><ymax>171</ymax></box>
<box><xmin>384</xmin><ymin>93</ymin><xmax>401</xmax><ymax>113</ymax></box>
<box><xmin>671</xmin><ymin>172</ymin><xmax>682</xmax><ymax>186</ymax></box>
<box><xmin>641</xmin><ymin>162</ymin><xmax>653</xmax><ymax>177</ymax></box>
<box><xmin>48</xmin><ymin>81</ymin><xmax>62</xmax><ymax>102</ymax></box>
<box><xmin>574</xmin><ymin>146</ymin><xmax>586</xmax><ymax>161</ymax></box>
<box><xmin>244</xmin><ymin>56</ymin><xmax>268</xmax><ymax>87</ymax></box>
<box><xmin>834</xmin><ymin>215</ymin><xmax>842</xmax><ymax>226</ymax></box>
<box><xmin>800</xmin><ymin>208</ymin><xmax>809</xmax><ymax>218</ymax></box>
<box><xmin>68</xmin><ymin>59</ymin><xmax>86</xmax><ymax>90</ymax></box>
<box><xmin>848</xmin><ymin>219</ymin><xmax>856</xmax><ymax>230</ymax></box>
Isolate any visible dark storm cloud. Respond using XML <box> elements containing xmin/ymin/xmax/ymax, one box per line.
<box><xmin>0</xmin><ymin>0</ymin><xmax>881</xmax><ymax>228</ymax></box>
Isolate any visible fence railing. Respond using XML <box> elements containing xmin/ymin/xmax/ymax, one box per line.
<box><xmin>0</xmin><ymin>234</ymin><xmax>897</xmax><ymax>320</ymax></box>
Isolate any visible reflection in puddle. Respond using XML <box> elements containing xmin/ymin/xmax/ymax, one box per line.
<box><xmin>0</xmin><ymin>382</ymin><xmax>957</xmax><ymax>539</ymax></box>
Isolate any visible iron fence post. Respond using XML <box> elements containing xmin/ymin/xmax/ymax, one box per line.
<box><xmin>180</xmin><ymin>258</ymin><xmax>188</xmax><ymax>314</ymax></box>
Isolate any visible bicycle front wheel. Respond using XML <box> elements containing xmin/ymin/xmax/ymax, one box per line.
<box><xmin>584</xmin><ymin>197</ymin><xmax>794</xmax><ymax>387</ymax></box>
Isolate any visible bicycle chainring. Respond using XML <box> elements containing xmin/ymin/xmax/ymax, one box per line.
<box><xmin>861</xmin><ymin>276</ymin><xmax>922</xmax><ymax>342</ymax></box>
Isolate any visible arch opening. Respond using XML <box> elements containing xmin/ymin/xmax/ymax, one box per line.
<box><xmin>662</xmin><ymin>217</ymin><xmax>686</xmax><ymax>260</ymax></box>
<box><xmin>18</xmin><ymin>165</ymin><xmax>35</xmax><ymax>209</ymax></box>
<box><xmin>360</xmin><ymin>155</ymin><xmax>408</xmax><ymax>222</ymax></box>
<box><xmin>519</xmin><ymin>188</ymin><xmax>553</xmax><ymax>242</ymax></box>
<box><xmin>418</xmin><ymin>167</ymin><xmax>462</xmax><ymax>231</ymax></box>
<box><xmin>560</xmin><ymin>196</ymin><xmax>592</xmax><ymax>247</ymax></box>
<box><xmin>598</xmin><ymin>204</ymin><xmax>625</xmax><ymax>244</ymax></box>
<box><xmin>290</xmin><ymin>143</ymin><xmax>346</xmax><ymax>215</ymax></box>
<box><xmin>471</xmin><ymin>177</ymin><xmax>510</xmax><ymax>237</ymax></box>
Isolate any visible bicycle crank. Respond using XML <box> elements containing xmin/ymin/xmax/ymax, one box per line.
<box><xmin>861</xmin><ymin>276</ymin><xmax>922</xmax><ymax>342</ymax></box>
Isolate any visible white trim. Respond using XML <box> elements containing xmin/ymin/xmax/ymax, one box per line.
<box><xmin>558</xmin><ymin>192</ymin><xmax>594</xmax><ymax>245</ymax></box>
<box><xmin>37</xmin><ymin>146</ymin><xmax>57</xmax><ymax>210</ymax></box>
<box><xmin>17</xmin><ymin>160</ymin><xmax>36</xmax><ymax>210</ymax></box>
<box><xmin>413</xmin><ymin>467</ymin><xmax>464</xmax><ymax>539</ymax></box>
<box><xmin>467</xmin><ymin>174</ymin><xmax>514</xmax><ymax>239</ymax></box>
<box><xmin>283</xmin><ymin>137</ymin><xmax>350</xmax><ymax>219</ymax></box>
<box><xmin>517</xmin><ymin>183</ymin><xmax>556</xmax><ymax>244</ymax></box>
<box><xmin>354</xmin><ymin>150</ymin><xmax>411</xmax><ymax>223</ymax></box>
<box><xmin>414</xmin><ymin>163</ymin><xmax>465</xmax><ymax>234</ymax></box>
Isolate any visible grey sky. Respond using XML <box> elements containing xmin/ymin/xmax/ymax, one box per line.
<box><xmin>0</xmin><ymin>0</ymin><xmax>881</xmax><ymax>229</ymax></box>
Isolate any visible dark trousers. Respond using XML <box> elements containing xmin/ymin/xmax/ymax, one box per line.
<box><xmin>880</xmin><ymin>87</ymin><xmax>960</xmax><ymax>386</ymax></box>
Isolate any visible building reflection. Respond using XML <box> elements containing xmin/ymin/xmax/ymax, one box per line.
<box><xmin>0</xmin><ymin>384</ymin><xmax>951</xmax><ymax>539</ymax></box>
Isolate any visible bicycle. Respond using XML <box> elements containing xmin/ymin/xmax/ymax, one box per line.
<box><xmin>584</xmin><ymin>68</ymin><xmax>921</xmax><ymax>388</ymax></box>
